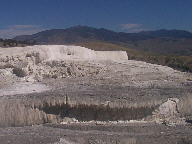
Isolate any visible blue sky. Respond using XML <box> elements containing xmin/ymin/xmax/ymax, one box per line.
<box><xmin>0</xmin><ymin>0</ymin><xmax>192</xmax><ymax>38</ymax></box>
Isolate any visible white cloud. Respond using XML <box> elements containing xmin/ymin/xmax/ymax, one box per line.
<box><xmin>0</xmin><ymin>25</ymin><xmax>45</xmax><ymax>39</ymax></box>
<box><xmin>121</xmin><ymin>24</ymin><xmax>142</xmax><ymax>29</ymax></box>
<box><xmin>120</xmin><ymin>23</ymin><xmax>148</xmax><ymax>32</ymax></box>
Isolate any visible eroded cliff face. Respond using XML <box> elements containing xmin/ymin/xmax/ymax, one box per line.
<box><xmin>0</xmin><ymin>100</ymin><xmax>56</xmax><ymax>127</ymax></box>
<box><xmin>0</xmin><ymin>45</ymin><xmax>192</xmax><ymax>127</ymax></box>
<box><xmin>0</xmin><ymin>95</ymin><xmax>158</xmax><ymax>126</ymax></box>
<box><xmin>0</xmin><ymin>95</ymin><xmax>190</xmax><ymax>127</ymax></box>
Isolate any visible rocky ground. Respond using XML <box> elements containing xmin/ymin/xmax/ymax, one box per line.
<box><xmin>0</xmin><ymin>45</ymin><xmax>192</xmax><ymax>144</ymax></box>
<box><xmin>0</xmin><ymin>123</ymin><xmax>192</xmax><ymax>144</ymax></box>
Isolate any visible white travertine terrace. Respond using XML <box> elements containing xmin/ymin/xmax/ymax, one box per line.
<box><xmin>0</xmin><ymin>45</ymin><xmax>128</xmax><ymax>62</ymax></box>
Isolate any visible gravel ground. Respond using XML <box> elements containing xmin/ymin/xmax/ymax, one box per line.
<box><xmin>0</xmin><ymin>82</ymin><xmax>50</xmax><ymax>96</ymax></box>
<box><xmin>0</xmin><ymin>123</ymin><xmax>192</xmax><ymax>144</ymax></box>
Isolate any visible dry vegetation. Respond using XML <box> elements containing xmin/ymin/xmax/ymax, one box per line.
<box><xmin>78</xmin><ymin>41</ymin><xmax>192</xmax><ymax>72</ymax></box>
<box><xmin>0</xmin><ymin>39</ymin><xmax>33</xmax><ymax>47</ymax></box>
<box><xmin>178</xmin><ymin>94</ymin><xmax>192</xmax><ymax>119</ymax></box>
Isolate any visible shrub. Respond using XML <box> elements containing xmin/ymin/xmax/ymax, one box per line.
<box><xmin>12</xmin><ymin>67</ymin><xmax>26</xmax><ymax>77</ymax></box>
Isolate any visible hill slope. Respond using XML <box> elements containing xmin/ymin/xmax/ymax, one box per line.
<box><xmin>77</xmin><ymin>41</ymin><xmax>192</xmax><ymax>72</ymax></box>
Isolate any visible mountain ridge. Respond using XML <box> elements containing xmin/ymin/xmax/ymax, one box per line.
<box><xmin>13</xmin><ymin>26</ymin><xmax>192</xmax><ymax>56</ymax></box>
<box><xmin>14</xmin><ymin>25</ymin><xmax>192</xmax><ymax>42</ymax></box>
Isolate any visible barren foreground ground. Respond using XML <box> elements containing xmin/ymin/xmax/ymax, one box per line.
<box><xmin>0</xmin><ymin>123</ymin><xmax>192</xmax><ymax>144</ymax></box>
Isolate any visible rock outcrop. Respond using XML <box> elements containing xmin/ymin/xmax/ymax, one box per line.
<box><xmin>0</xmin><ymin>45</ymin><xmax>127</xmax><ymax>82</ymax></box>
<box><xmin>152</xmin><ymin>98</ymin><xmax>186</xmax><ymax>125</ymax></box>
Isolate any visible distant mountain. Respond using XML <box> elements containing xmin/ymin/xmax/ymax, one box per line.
<box><xmin>14</xmin><ymin>26</ymin><xmax>192</xmax><ymax>42</ymax></box>
<box><xmin>137</xmin><ymin>29</ymin><xmax>192</xmax><ymax>38</ymax></box>
<box><xmin>14</xmin><ymin>25</ymin><xmax>192</xmax><ymax>55</ymax></box>
<box><xmin>14</xmin><ymin>26</ymin><xmax>121</xmax><ymax>44</ymax></box>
